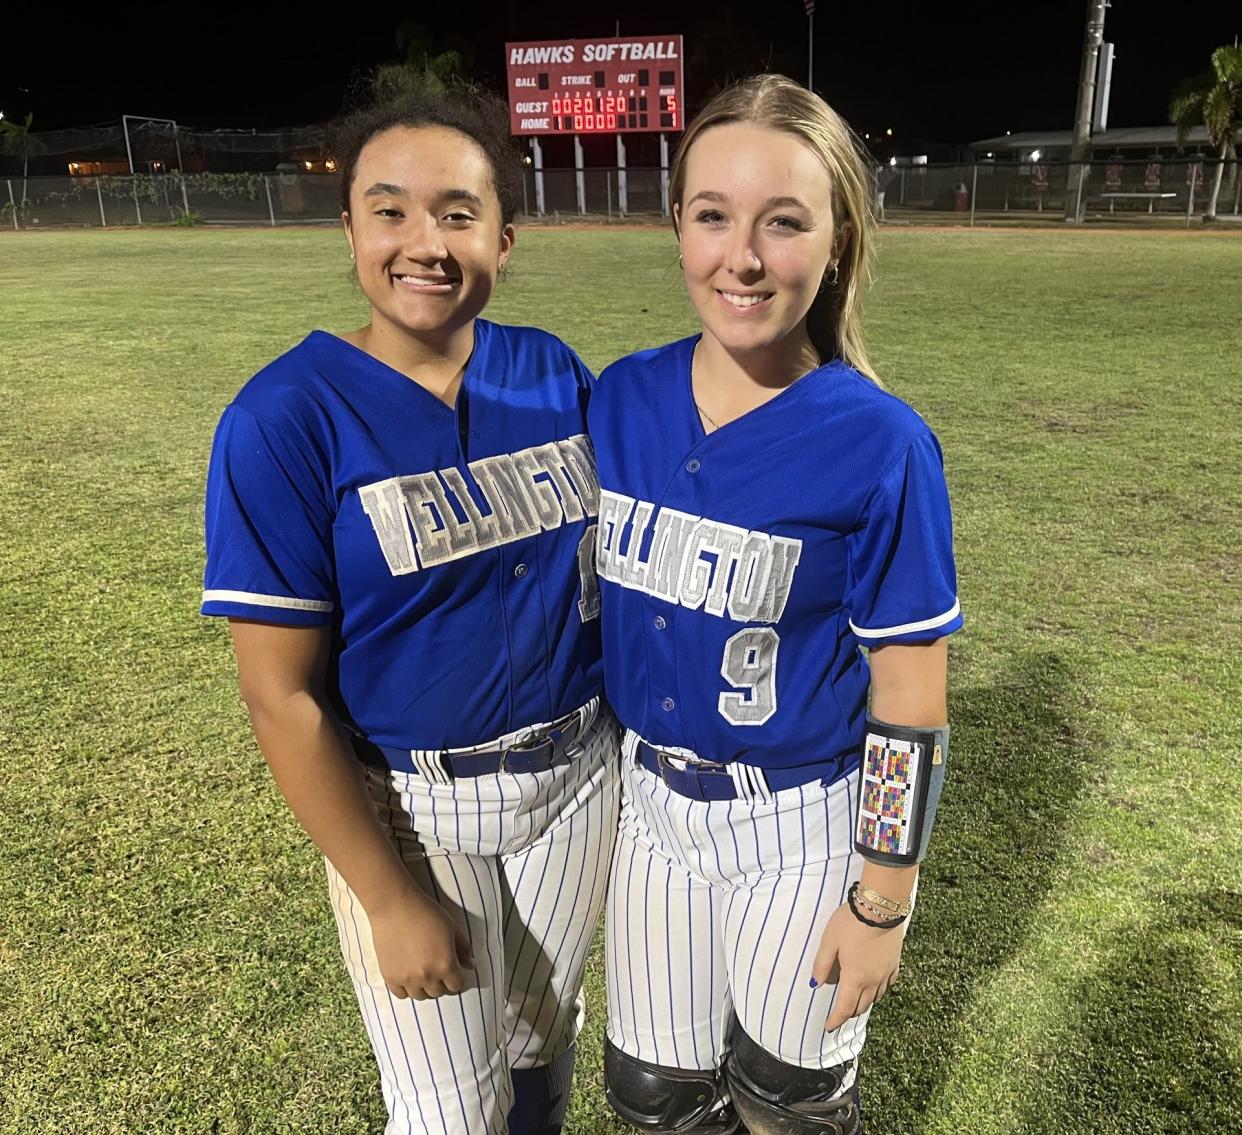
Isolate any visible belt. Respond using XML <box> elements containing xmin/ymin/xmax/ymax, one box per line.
<box><xmin>634</xmin><ymin>739</ymin><xmax>836</xmax><ymax>802</ymax></box>
<box><xmin>351</xmin><ymin>697</ymin><xmax>600</xmax><ymax>779</ymax></box>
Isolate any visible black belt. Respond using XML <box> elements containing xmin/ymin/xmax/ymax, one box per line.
<box><xmin>635</xmin><ymin>740</ymin><xmax>835</xmax><ymax>801</ymax></box>
<box><xmin>352</xmin><ymin>699</ymin><xmax>599</xmax><ymax>778</ymax></box>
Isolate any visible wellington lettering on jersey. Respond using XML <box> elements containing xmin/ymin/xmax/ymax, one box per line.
<box><xmin>596</xmin><ymin>489</ymin><xmax>802</xmax><ymax>624</ymax></box>
<box><xmin>359</xmin><ymin>435</ymin><xmax>598</xmax><ymax>575</ymax></box>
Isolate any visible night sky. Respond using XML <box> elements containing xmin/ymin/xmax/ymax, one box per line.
<box><xmin>5</xmin><ymin>1</ymin><xmax>1239</xmax><ymax>147</ymax></box>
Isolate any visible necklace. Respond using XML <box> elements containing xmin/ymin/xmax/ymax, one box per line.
<box><xmin>691</xmin><ymin>341</ymin><xmax>821</xmax><ymax>434</ymax></box>
<box><xmin>695</xmin><ymin>400</ymin><xmax>720</xmax><ymax>431</ymax></box>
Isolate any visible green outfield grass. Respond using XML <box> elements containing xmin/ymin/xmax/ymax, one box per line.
<box><xmin>1</xmin><ymin>225</ymin><xmax>1239</xmax><ymax>1134</ymax></box>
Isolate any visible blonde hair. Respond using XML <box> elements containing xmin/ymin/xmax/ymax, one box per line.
<box><xmin>670</xmin><ymin>74</ymin><xmax>879</xmax><ymax>382</ymax></box>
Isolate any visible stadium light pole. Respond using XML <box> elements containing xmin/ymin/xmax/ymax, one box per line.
<box><xmin>805</xmin><ymin>1</ymin><xmax>815</xmax><ymax>90</ymax></box>
<box><xmin>1064</xmin><ymin>0</ymin><xmax>1107</xmax><ymax>224</ymax></box>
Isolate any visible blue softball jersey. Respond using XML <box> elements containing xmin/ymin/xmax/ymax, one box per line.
<box><xmin>589</xmin><ymin>335</ymin><xmax>963</xmax><ymax>783</ymax></box>
<box><xmin>202</xmin><ymin>322</ymin><xmax>603</xmax><ymax>750</ymax></box>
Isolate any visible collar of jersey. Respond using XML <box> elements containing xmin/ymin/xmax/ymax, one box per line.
<box><xmin>307</xmin><ymin>320</ymin><xmax>491</xmax><ymax>411</ymax></box>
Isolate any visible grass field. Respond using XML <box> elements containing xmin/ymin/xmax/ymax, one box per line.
<box><xmin>1</xmin><ymin>225</ymin><xmax>1239</xmax><ymax>1134</ymax></box>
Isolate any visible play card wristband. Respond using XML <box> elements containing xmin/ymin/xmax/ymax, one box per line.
<box><xmin>853</xmin><ymin>717</ymin><xmax>950</xmax><ymax>867</ymax></box>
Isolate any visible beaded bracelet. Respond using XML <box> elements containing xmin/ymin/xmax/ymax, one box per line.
<box><xmin>846</xmin><ymin>882</ymin><xmax>908</xmax><ymax>930</ymax></box>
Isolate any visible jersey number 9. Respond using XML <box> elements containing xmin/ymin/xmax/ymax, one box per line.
<box><xmin>718</xmin><ymin>627</ymin><xmax>779</xmax><ymax>726</ymax></box>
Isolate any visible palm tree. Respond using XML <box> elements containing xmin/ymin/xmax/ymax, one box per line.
<box><xmin>1169</xmin><ymin>44</ymin><xmax>1242</xmax><ymax>221</ymax></box>
<box><xmin>0</xmin><ymin>112</ymin><xmax>44</xmax><ymax>205</ymax></box>
<box><xmin>372</xmin><ymin>22</ymin><xmax>473</xmax><ymax>100</ymax></box>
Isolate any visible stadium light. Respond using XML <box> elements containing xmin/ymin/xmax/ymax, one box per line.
<box><xmin>886</xmin><ymin>128</ymin><xmax>893</xmax><ymax>136</ymax></box>
<box><xmin>1031</xmin><ymin>149</ymin><xmax>1042</xmax><ymax>161</ymax></box>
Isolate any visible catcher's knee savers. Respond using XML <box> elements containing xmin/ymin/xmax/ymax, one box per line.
<box><xmin>724</xmin><ymin>1026</ymin><xmax>861</xmax><ymax>1135</ymax></box>
<box><xmin>603</xmin><ymin>1039</ymin><xmax>740</xmax><ymax>1133</ymax></box>
<box><xmin>854</xmin><ymin>716</ymin><xmax>950</xmax><ymax>866</ymax></box>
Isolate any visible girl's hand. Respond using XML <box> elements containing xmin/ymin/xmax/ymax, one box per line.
<box><xmin>811</xmin><ymin>901</ymin><xmax>905</xmax><ymax>1032</ymax></box>
<box><xmin>368</xmin><ymin>888</ymin><xmax>475</xmax><ymax>1001</ymax></box>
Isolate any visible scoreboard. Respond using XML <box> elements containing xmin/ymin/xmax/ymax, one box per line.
<box><xmin>505</xmin><ymin>36</ymin><xmax>685</xmax><ymax>136</ymax></box>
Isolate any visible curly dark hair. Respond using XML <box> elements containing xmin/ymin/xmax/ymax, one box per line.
<box><xmin>330</xmin><ymin>84</ymin><xmax>524</xmax><ymax>223</ymax></box>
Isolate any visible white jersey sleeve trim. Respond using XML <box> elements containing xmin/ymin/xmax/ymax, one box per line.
<box><xmin>202</xmin><ymin>589</ymin><xmax>334</xmax><ymax>613</ymax></box>
<box><xmin>850</xmin><ymin>599</ymin><xmax>960</xmax><ymax>640</ymax></box>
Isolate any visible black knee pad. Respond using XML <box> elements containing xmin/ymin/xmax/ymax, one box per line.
<box><xmin>724</xmin><ymin>1026</ymin><xmax>861</xmax><ymax>1135</ymax></box>
<box><xmin>603</xmin><ymin>1039</ymin><xmax>740</xmax><ymax>1133</ymax></box>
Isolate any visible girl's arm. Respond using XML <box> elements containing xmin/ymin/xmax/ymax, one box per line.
<box><xmin>228</xmin><ymin>618</ymin><xmax>474</xmax><ymax>1000</ymax></box>
<box><xmin>813</xmin><ymin>638</ymin><xmax>948</xmax><ymax>1031</ymax></box>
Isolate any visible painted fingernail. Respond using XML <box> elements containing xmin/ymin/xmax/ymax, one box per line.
<box><xmin>809</xmin><ymin>978</ymin><xmax>818</xmax><ymax>988</ymax></box>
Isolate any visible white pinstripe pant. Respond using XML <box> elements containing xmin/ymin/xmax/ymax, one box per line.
<box><xmin>606</xmin><ymin>730</ymin><xmax>879</xmax><ymax>1075</ymax></box>
<box><xmin>327</xmin><ymin>710</ymin><xmax>620</xmax><ymax>1135</ymax></box>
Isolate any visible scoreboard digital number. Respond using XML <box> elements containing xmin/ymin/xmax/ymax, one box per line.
<box><xmin>505</xmin><ymin>36</ymin><xmax>685</xmax><ymax>136</ymax></box>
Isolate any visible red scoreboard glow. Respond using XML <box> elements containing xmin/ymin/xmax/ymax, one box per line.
<box><xmin>505</xmin><ymin>36</ymin><xmax>685</xmax><ymax>136</ymax></box>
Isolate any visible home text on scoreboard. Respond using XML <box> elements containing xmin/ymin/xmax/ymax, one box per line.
<box><xmin>505</xmin><ymin>36</ymin><xmax>685</xmax><ymax>136</ymax></box>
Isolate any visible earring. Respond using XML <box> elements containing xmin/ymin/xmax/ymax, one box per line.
<box><xmin>823</xmin><ymin>262</ymin><xmax>840</xmax><ymax>288</ymax></box>
<box><xmin>678</xmin><ymin>252</ymin><xmax>684</xmax><ymax>268</ymax></box>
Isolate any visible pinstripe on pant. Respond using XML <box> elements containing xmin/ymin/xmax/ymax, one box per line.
<box><xmin>606</xmin><ymin>729</ymin><xmax>893</xmax><ymax>1075</ymax></box>
<box><xmin>327</xmin><ymin>709</ymin><xmax>621</xmax><ymax>1135</ymax></box>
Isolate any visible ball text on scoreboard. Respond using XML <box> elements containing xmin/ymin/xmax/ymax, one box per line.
<box><xmin>505</xmin><ymin>36</ymin><xmax>685</xmax><ymax>136</ymax></box>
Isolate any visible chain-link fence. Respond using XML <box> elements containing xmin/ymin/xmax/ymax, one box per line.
<box><xmin>0</xmin><ymin>169</ymin><xmax>670</xmax><ymax>228</ymax></box>
<box><xmin>0</xmin><ymin>172</ymin><xmax>343</xmax><ymax>228</ymax></box>
<box><xmin>879</xmin><ymin>158</ymin><xmax>1241</xmax><ymax>225</ymax></box>
<box><xmin>4</xmin><ymin>159</ymin><xmax>1239</xmax><ymax>230</ymax></box>
<box><xmin>522</xmin><ymin>167</ymin><xmax>667</xmax><ymax>217</ymax></box>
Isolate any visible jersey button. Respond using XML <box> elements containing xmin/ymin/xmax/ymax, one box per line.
<box><xmin>653</xmin><ymin>615</ymin><xmax>667</xmax><ymax>630</ymax></box>
<box><xmin>513</xmin><ymin>563</ymin><xmax>529</xmax><ymax>578</ymax></box>
<box><xmin>685</xmin><ymin>458</ymin><xmax>701</xmax><ymax>473</ymax></box>
<box><xmin>660</xmin><ymin>697</ymin><xmax>675</xmax><ymax>712</ymax></box>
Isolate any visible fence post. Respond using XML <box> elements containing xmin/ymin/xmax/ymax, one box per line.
<box><xmin>606</xmin><ymin>171</ymin><xmax>612</xmax><ymax>220</ymax></box>
<box><xmin>1233</xmin><ymin>162</ymin><xmax>1241</xmax><ymax>216</ymax></box>
<box><xmin>264</xmin><ymin>175</ymin><xmax>276</xmax><ymax>227</ymax></box>
<box><xmin>1186</xmin><ymin>162</ymin><xmax>1197</xmax><ymax>227</ymax></box>
<box><xmin>573</xmin><ymin>135</ymin><xmax>586</xmax><ymax>215</ymax></box>
<box><xmin>132</xmin><ymin>176</ymin><xmax>143</xmax><ymax>226</ymax></box>
<box><xmin>179</xmin><ymin>174</ymin><xmax>191</xmax><ymax>219</ymax></box>
<box><xmin>615</xmin><ymin>134</ymin><xmax>628</xmax><ymax>216</ymax></box>
<box><xmin>659</xmin><ymin>132</ymin><xmax>671</xmax><ymax>217</ymax></box>
<box><xmin>532</xmin><ymin>137</ymin><xmax>546</xmax><ymax>217</ymax></box>
<box><xmin>96</xmin><ymin>178</ymin><xmax>107</xmax><ymax>227</ymax></box>
<box><xmin>1074</xmin><ymin>161</ymin><xmax>1087</xmax><ymax>223</ymax></box>
<box><xmin>7</xmin><ymin>180</ymin><xmax>17</xmax><ymax>230</ymax></box>
<box><xmin>970</xmin><ymin>164</ymin><xmax>978</xmax><ymax>227</ymax></box>
<box><xmin>900</xmin><ymin>168</ymin><xmax>906</xmax><ymax>205</ymax></box>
